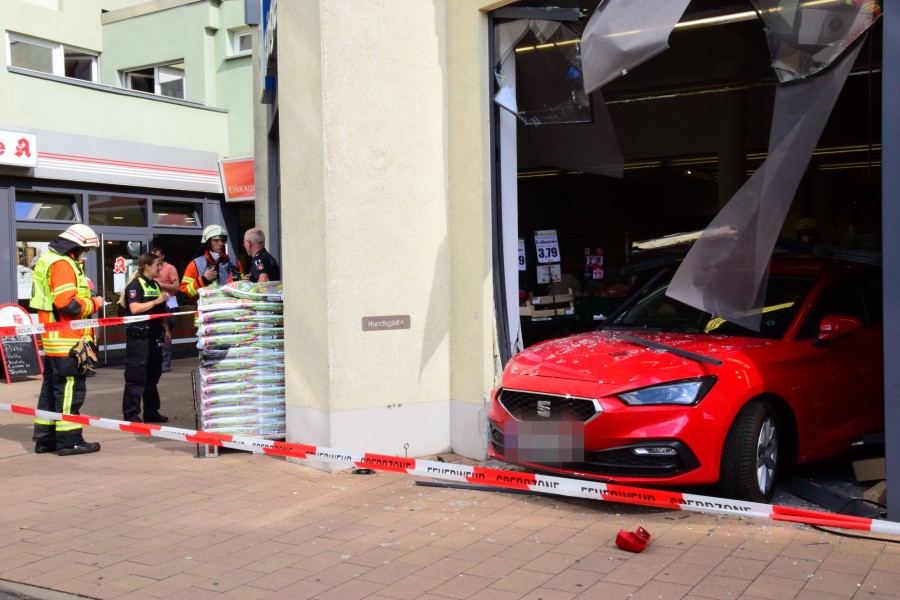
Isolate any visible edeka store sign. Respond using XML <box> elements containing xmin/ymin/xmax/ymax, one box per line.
<box><xmin>0</xmin><ymin>131</ymin><xmax>37</xmax><ymax>168</ymax></box>
<box><xmin>219</xmin><ymin>157</ymin><xmax>255</xmax><ymax>202</ymax></box>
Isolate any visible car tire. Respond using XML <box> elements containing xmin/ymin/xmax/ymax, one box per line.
<box><xmin>720</xmin><ymin>399</ymin><xmax>779</xmax><ymax>503</ymax></box>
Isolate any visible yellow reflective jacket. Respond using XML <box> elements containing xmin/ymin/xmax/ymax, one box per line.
<box><xmin>30</xmin><ymin>250</ymin><xmax>97</xmax><ymax>356</ymax></box>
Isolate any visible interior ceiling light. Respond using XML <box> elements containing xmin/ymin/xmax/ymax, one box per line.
<box><xmin>631</xmin><ymin>144</ymin><xmax>881</xmax><ymax>171</ymax></box>
<box><xmin>517</xmin><ymin>168</ymin><xmax>592</xmax><ymax>179</ymax></box>
<box><xmin>673</xmin><ymin>10</ymin><xmax>758</xmax><ymax>30</ymax></box>
<box><xmin>815</xmin><ymin>161</ymin><xmax>882</xmax><ymax>171</ymax></box>
<box><xmin>515</xmin><ymin>38</ymin><xmax>579</xmax><ymax>54</ymax></box>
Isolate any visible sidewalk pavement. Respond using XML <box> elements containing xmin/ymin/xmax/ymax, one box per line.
<box><xmin>1</xmin><ymin>359</ymin><xmax>899</xmax><ymax>600</ymax></box>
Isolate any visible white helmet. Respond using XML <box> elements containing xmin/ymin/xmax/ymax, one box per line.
<box><xmin>59</xmin><ymin>224</ymin><xmax>100</xmax><ymax>248</ymax></box>
<box><xmin>201</xmin><ymin>224</ymin><xmax>228</xmax><ymax>243</ymax></box>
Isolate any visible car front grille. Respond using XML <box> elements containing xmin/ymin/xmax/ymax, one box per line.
<box><xmin>498</xmin><ymin>389</ymin><xmax>599</xmax><ymax>422</ymax></box>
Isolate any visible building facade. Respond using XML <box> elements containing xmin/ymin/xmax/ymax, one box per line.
<box><xmin>255</xmin><ymin>0</ymin><xmax>900</xmax><ymax>519</ymax></box>
<box><xmin>1</xmin><ymin>0</ymin><xmax>255</xmax><ymax>359</ymax></box>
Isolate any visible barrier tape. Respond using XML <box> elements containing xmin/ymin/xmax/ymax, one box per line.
<box><xmin>1</xmin><ymin>402</ymin><xmax>898</xmax><ymax>536</ymax></box>
<box><xmin>0</xmin><ymin>310</ymin><xmax>197</xmax><ymax>339</ymax></box>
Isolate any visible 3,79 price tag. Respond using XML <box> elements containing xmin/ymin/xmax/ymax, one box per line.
<box><xmin>518</xmin><ymin>239</ymin><xmax>526</xmax><ymax>271</ymax></box>
<box><xmin>534</xmin><ymin>230</ymin><xmax>560</xmax><ymax>264</ymax></box>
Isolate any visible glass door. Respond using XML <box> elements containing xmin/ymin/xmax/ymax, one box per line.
<box><xmin>94</xmin><ymin>234</ymin><xmax>150</xmax><ymax>363</ymax></box>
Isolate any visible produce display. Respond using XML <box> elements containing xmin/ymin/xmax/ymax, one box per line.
<box><xmin>196</xmin><ymin>280</ymin><xmax>285</xmax><ymax>438</ymax></box>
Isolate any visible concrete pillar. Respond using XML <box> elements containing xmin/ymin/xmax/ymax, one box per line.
<box><xmin>274</xmin><ymin>1</ymin><xmax>496</xmax><ymax>465</ymax></box>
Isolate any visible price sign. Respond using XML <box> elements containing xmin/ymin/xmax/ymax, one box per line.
<box><xmin>534</xmin><ymin>230</ymin><xmax>560</xmax><ymax>264</ymax></box>
<box><xmin>536</xmin><ymin>264</ymin><xmax>562</xmax><ymax>284</ymax></box>
<box><xmin>517</xmin><ymin>239</ymin><xmax>526</xmax><ymax>271</ymax></box>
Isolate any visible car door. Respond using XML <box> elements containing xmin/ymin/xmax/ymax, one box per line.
<box><xmin>791</xmin><ymin>271</ymin><xmax>883</xmax><ymax>459</ymax></box>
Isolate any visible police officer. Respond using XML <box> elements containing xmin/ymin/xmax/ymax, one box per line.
<box><xmin>243</xmin><ymin>228</ymin><xmax>280</xmax><ymax>283</ymax></box>
<box><xmin>31</xmin><ymin>224</ymin><xmax>105</xmax><ymax>456</ymax></box>
<box><xmin>119</xmin><ymin>252</ymin><xmax>171</xmax><ymax>423</ymax></box>
<box><xmin>180</xmin><ymin>224</ymin><xmax>243</xmax><ymax>300</ymax></box>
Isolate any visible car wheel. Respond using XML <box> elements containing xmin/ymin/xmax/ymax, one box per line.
<box><xmin>720</xmin><ymin>399</ymin><xmax>779</xmax><ymax>503</ymax></box>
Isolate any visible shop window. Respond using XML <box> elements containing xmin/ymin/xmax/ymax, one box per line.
<box><xmin>152</xmin><ymin>200</ymin><xmax>201</xmax><ymax>227</ymax></box>
<box><xmin>232</xmin><ymin>30</ymin><xmax>252</xmax><ymax>56</ymax></box>
<box><xmin>88</xmin><ymin>195</ymin><xmax>147</xmax><ymax>227</ymax></box>
<box><xmin>15</xmin><ymin>190</ymin><xmax>79</xmax><ymax>222</ymax></box>
<box><xmin>124</xmin><ymin>63</ymin><xmax>185</xmax><ymax>99</ymax></box>
<box><xmin>15</xmin><ymin>230</ymin><xmax>58</xmax><ymax>310</ymax></box>
<box><xmin>7</xmin><ymin>33</ymin><xmax>97</xmax><ymax>82</ymax></box>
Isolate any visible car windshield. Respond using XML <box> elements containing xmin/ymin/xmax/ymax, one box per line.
<box><xmin>608</xmin><ymin>272</ymin><xmax>817</xmax><ymax>340</ymax></box>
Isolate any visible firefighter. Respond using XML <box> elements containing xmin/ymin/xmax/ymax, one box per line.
<box><xmin>119</xmin><ymin>253</ymin><xmax>171</xmax><ymax>423</ymax></box>
<box><xmin>180</xmin><ymin>224</ymin><xmax>243</xmax><ymax>300</ymax></box>
<box><xmin>30</xmin><ymin>224</ymin><xmax>105</xmax><ymax>456</ymax></box>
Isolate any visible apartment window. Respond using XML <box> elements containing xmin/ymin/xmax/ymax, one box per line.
<box><xmin>124</xmin><ymin>63</ymin><xmax>185</xmax><ymax>99</ymax></box>
<box><xmin>233</xmin><ymin>30</ymin><xmax>252</xmax><ymax>56</ymax></box>
<box><xmin>7</xmin><ymin>33</ymin><xmax>98</xmax><ymax>82</ymax></box>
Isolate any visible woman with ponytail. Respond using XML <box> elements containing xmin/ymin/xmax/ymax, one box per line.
<box><xmin>119</xmin><ymin>253</ymin><xmax>171</xmax><ymax>423</ymax></box>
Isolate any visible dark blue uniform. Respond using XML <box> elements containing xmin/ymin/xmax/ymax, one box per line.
<box><xmin>249</xmin><ymin>248</ymin><xmax>281</xmax><ymax>283</ymax></box>
<box><xmin>121</xmin><ymin>276</ymin><xmax>167</xmax><ymax>423</ymax></box>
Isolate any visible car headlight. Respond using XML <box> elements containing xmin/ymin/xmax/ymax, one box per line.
<box><xmin>617</xmin><ymin>376</ymin><xmax>717</xmax><ymax>406</ymax></box>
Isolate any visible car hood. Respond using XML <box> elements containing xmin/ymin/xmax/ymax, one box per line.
<box><xmin>506</xmin><ymin>330</ymin><xmax>769</xmax><ymax>384</ymax></box>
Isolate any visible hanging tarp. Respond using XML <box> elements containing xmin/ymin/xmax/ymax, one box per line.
<box><xmin>666</xmin><ymin>41</ymin><xmax>864</xmax><ymax>331</ymax></box>
<box><xmin>751</xmin><ymin>0</ymin><xmax>881</xmax><ymax>83</ymax></box>
<box><xmin>581</xmin><ymin>0</ymin><xmax>691</xmax><ymax>95</ymax></box>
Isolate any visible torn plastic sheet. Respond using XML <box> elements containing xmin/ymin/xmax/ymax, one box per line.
<box><xmin>751</xmin><ymin>0</ymin><xmax>881</xmax><ymax>83</ymax></box>
<box><xmin>493</xmin><ymin>20</ymin><xmax>591</xmax><ymax>125</ymax></box>
<box><xmin>581</xmin><ymin>0</ymin><xmax>691</xmax><ymax>95</ymax></box>
<box><xmin>525</xmin><ymin>90</ymin><xmax>624</xmax><ymax>178</ymax></box>
<box><xmin>665</xmin><ymin>41</ymin><xmax>863</xmax><ymax>331</ymax></box>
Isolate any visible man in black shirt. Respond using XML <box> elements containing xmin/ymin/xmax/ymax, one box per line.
<box><xmin>243</xmin><ymin>228</ymin><xmax>281</xmax><ymax>283</ymax></box>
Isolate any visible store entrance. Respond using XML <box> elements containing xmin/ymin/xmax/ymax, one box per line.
<box><xmin>151</xmin><ymin>233</ymin><xmax>205</xmax><ymax>358</ymax></box>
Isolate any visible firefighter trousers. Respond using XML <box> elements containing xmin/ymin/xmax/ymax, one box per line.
<box><xmin>32</xmin><ymin>355</ymin><xmax>87</xmax><ymax>449</ymax></box>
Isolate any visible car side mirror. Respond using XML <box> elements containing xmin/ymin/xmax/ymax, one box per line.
<box><xmin>813</xmin><ymin>315</ymin><xmax>864</xmax><ymax>347</ymax></box>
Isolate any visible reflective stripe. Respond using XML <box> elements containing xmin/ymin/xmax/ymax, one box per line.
<box><xmin>56</xmin><ymin>376</ymin><xmax>81</xmax><ymax>431</ymax></box>
<box><xmin>182</xmin><ymin>274</ymin><xmax>200</xmax><ymax>299</ymax></box>
<box><xmin>62</xmin><ymin>376</ymin><xmax>74</xmax><ymax>413</ymax></box>
<box><xmin>42</xmin><ymin>339</ymin><xmax>83</xmax><ymax>355</ymax></box>
<box><xmin>34</xmin><ymin>418</ymin><xmax>55</xmax><ymax>426</ymax></box>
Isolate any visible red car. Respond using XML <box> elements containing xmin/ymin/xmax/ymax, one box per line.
<box><xmin>488</xmin><ymin>257</ymin><xmax>883</xmax><ymax>502</ymax></box>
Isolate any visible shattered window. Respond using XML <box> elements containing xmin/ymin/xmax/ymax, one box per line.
<box><xmin>494</xmin><ymin>21</ymin><xmax>591</xmax><ymax>126</ymax></box>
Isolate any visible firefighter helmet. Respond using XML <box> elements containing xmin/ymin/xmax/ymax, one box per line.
<box><xmin>201</xmin><ymin>224</ymin><xmax>228</xmax><ymax>243</ymax></box>
<box><xmin>59</xmin><ymin>224</ymin><xmax>100</xmax><ymax>248</ymax></box>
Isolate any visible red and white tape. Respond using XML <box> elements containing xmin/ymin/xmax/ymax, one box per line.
<box><xmin>0</xmin><ymin>310</ymin><xmax>196</xmax><ymax>339</ymax></box>
<box><xmin>1</xmin><ymin>402</ymin><xmax>897</xmax><ymax>535</ymax></box>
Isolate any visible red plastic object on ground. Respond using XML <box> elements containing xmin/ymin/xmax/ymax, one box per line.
<box><xmin>616</xmin><ymin>526</ymin><xmax>651</xmax><ymax>552</ymax></box>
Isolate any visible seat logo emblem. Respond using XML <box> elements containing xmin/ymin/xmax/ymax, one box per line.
<box><xmin>537</xmin><ymin>399</ymin><xmax>551</xmax><ymax>418</ymax></box>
